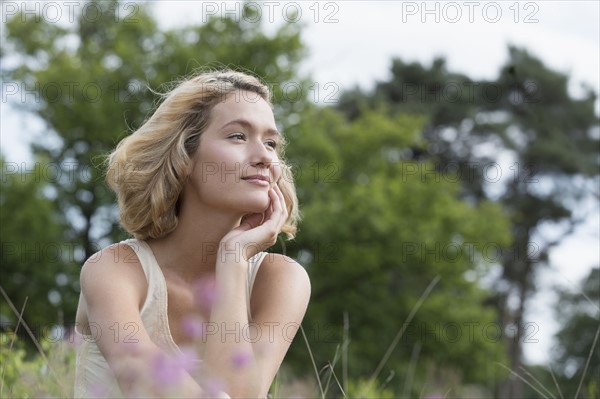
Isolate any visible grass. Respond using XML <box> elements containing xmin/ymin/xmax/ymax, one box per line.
<box><xmin>493</xmin><ymin>324</ymin><xmax>599</xmax><ymax>399</ymax></box>
<box><xmin>1</xmin><ymin>279</ymin><xmax>598</xmax><ymax>398</ymax></box>
<box><xmin>0</xmin><ymin>288</ymin><xmax>76</xmax><ymax>397</ymax></box>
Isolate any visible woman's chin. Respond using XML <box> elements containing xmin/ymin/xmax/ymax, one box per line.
<box><xmin>241</xmin><ymin>197</ymin><xmax>270</xmax><ymax>214</ymax></box>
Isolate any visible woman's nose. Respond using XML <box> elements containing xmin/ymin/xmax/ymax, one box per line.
<box><xmin>250</xmin><ymin>141</ymin><xmax>274</xmax><ymax>167</ymax></box>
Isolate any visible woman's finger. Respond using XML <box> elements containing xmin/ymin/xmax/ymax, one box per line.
<box><xmin>273</xmin><ymin>185</ymin><xmax>287</xmax><ymax>221</ymax></box>
<box><xmin>269</xmin><ymin>187</ymin><xmax>284</xmax><ymax>222</ymax></box>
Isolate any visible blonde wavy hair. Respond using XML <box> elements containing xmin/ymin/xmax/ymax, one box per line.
<box><xmin>106</xmin><ymin>70</ymin><xmax>299</xmax><ymax>240</ymax></box>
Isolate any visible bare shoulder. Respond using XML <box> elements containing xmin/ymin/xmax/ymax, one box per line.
<box><xmin>81</xmin><ymin>242</ymin><xmax>143</xmax><ymax>282</ymax></box>
<box><xmin>80</xmin><ymin>242</ymin><xmax>148</xmax><ymax>309</ymax></box>
<box><xmin>259</xmin><ymin>253</ymin><xmax>310</xmax><ymax>290</ymax></box>
<box><xmin>77</xmin><ymin>242</ymin><xmax>158</xmax><ymax>364</ymax></box>
<box><xmin>251</xmin><ymin>253</ymin><xmax>311</xmax><ymax>317</ymax></box>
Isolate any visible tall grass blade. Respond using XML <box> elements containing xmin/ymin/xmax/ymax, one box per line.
<box><xmin>300</xmin><ymin>324</ymin><xmax>325</xmax><ymax>398</ymax></box>
<box><xmin>342</xmin><ymin>311</ymin><xmax>349</xmax><ymax>395</ymax></box>
<box><xmin>370</xmin><ymin>275</ymin><xmax>441</xmax><ymax>382</ymax></box>
<box><xmin>548</xmin><ymin>365</ymin><xmax>564</xmax><ymax>399</ymax></box>
<box><xmin>418</xmin><ymin>382</ymin><xmax>426</xmax><ymax>399</ymax></box>
<box><xmin>0</xmin><ymin>286</ymin><xmax>49</xmax><ymax>364</ymax></box>
<box><xmin>519</xmin><ymin>366</ymin><xmax>556</xmax><ymax>399</ymax></box>
<box><xmin>323</xmin><ymin>345</ymin><xmax>341</xmax><ymax>397</ymax></box>
<box><xmin>402</xmin><ymin>343</ymin><xmax>421</xmax><ymax>398</ymax></box>
<box><xmin>574</xmin><ymin>324</ymin><xmax>600</xmax><ymax>399</ymax></box>
<box><xmin>496</xmin><ymin>362</ymin><xmax>549</xmax><ymax>399</ymax></box>
<box><xmin>328</xmin><ymin>365</ymin><xmax>347</xmax><ymax>398</ymax></box>
<box><xmin>322</xmin><ymin>362</ymin><xmax>346</xmax><ymax>398</ymax></box>
<box><xmin>8</xmin><ymin>297</ymin><xmax>28</xmax><ymax>351</ymax></box>
<box><xmin>0</xmin><ymin>296</ymin><xmax>28</xmax><ymax>396</ymax></box>
<box><xmin>0</xmin><ymin>285</ymin><xmax>66</xmax><ymax>391</ymax></box>
<box><xmin>378</xmin><ymin>370</ymin><xmax>395</xmax><ymax>392</ymax></box>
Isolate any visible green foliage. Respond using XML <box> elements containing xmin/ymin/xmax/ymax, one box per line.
<box><xmin>0</xmin><ymin>334</ymin><xmax>76</xmax><ymax>397</ymax></box>
<box><xmin>336</xmin><ymin>46</ymin><xmax>599</xmax><ymax>396</ymax></box>
<box><xmin>346</xmin><ymin>379</ymin><xmax>395</xmax><ymax>398</ymax></box>
<box><xmin>283</xmin><ymin>105</ymin><xmax>511</xmax><ymax>392</ymax></box>
<box><xmin>0</xmin><ymin>155</ymin><xmax>77</xmax><ymax>330</ymax></box>
<box><xmin>550</xmin><ymin>268</ymin><xmax>600</xmax><ymax>398</ymax></box>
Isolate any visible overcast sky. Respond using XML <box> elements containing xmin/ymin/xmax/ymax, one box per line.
<box><xmin>1</xmin><ymin>0</ymin><xmax>599</xmax><ymax>366</ymax></box>
<box><xmin>152</xmin><ymin>1</ymin><xmax>599</xmax><ymax>97</ymax></box>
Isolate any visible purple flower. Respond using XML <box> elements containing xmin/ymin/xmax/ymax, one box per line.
<box><xmin>231</xmin><ymin>350</ymin><xmax>252</xmax><ymax>368</ymax></box>
<box><xmin>192</xmin><ymin>276</ymin><xmax>217</xmax><ymax>310</ymax></box>
<box><xmin>204</xmin><ymin>378</ymin><xmax>226</xmax><ymax>398</ymax></box>
<box><xmin>89</xmin><ymin>383</ymin><xmax>109</xmax><ymax>397</ymax></box>
<box><xmin>151</xmin><ymin>350</ymin><xmax>197</xmax><ymax>385</ymax></box>
<box><xmin>182</xmin><ymin>316</ymin><xmax>205</xmax><ymax>338</ymax></box>
<box><xmin>122</xmin><ymin>341</ymin><xmax>141</xmax><ymax>354</ymax></box>
<box><xmin>67</xmin><ymin>328</ymin><xmax>83</xmax><ymax>349</ymax></box>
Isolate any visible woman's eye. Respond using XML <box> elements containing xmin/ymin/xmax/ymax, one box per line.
<box><xmin>266</xmin><ymin>140</ymin><xmax>278</xmax><ymax>149</ymax></box>
<box><xmin>229</xmin><ymin>133</ymin><xmax>246</xmax><ymax>141</ymax></box>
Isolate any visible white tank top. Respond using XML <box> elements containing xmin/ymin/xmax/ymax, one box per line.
<box><xmin>74</xmin><ymin>238</ymin><xmax>266</xmax><ymax>398</ymax></box>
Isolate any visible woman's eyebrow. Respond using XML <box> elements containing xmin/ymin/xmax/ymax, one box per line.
<box><xmin>220</xmin><ymin>118</ymin><xmax>281</xmax><ymax>137</ymax></box>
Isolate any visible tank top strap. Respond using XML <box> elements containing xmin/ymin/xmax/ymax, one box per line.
<box><xmin>121</xmin><ymin>239</ymin><xmax>162</xmax><ymax>297</ymax></box>
<box><xmin>247</xmin><ymin>251</ymin><xmax>267</xmax><ymax>321</ymax></box>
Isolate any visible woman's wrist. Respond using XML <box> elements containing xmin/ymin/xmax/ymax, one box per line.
<box><xmin>217</xmin><ymin>239</ymin><xmax>265</xmax><ymax>262</ymax></box>
<box><xmin>215</xmin><ymin>247</ymin><xmax>251</xmax><ymax>268</ymax></box>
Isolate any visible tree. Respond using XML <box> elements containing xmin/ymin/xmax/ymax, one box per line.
<box><xmin>0</xmin><ymin>155</ymin><xmax>76</xmax><ymax>331</ymax></box>
<box><xmin>1</xmin><ymin>0</ymin><xmax>306</xmax><ymax>338</ymax></box>
<box><xmin>282</xmin><ymin>105</ymin><xmax>511</xmax><ymax>395</ymax></box>
<box><xmin>553</xmin><ymin>267</ymin><xmax>600</xmax><ymax>398</ymax></box>
<box><xmin>337</xmin><ymin>47</ymin><xmax>599</xmax><ymax>397</ymax></box>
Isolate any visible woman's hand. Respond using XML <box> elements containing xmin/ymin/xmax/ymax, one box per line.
<box><xmin>220</xmin><ymin>184</ymin><xmax>288</xmax><ymax>262</ymax></box>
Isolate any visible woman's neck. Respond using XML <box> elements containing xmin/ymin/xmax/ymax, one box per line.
<box><xmin>147</xmin><ymin>201</ymin><xmax>243</xmax><ymax>281</ymax></box>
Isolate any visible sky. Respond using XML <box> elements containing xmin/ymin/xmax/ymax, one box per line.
<box><xmin>1</xmin><ymin>0</ymin><xmax>599</xmax><ymax>366</ymax></box>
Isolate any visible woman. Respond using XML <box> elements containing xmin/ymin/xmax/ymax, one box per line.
<box><xmin>74</xmin><ymin>70</ymin><xmax>311</xmax><ymax>398</ymax></box>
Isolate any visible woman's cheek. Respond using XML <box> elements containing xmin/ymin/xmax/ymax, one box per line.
<box><xmin>273</xmin><ymin>161</ymin><xmax>284</xmax><ymax>183</ymax></box>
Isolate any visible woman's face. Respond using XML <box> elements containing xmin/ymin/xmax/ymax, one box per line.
<box><xmin>186</xmin><ymin>90</ymin><xmax>283</xmax><ymax>216</ymax></box>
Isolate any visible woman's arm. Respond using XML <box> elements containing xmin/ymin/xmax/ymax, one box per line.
<box><xmin>202</xmin><ymin>186</ymin><xmax>310</xmax><ymax>398</ymax></box>
<box><xmin>80</xmin><ymin>244</ymin><xmax>206</xmax><ymax>398</ymax></box>
<box><xmin>250</xmin><ymin>253</ymin><xmax>311</xmax><ymax>397</ymax></box>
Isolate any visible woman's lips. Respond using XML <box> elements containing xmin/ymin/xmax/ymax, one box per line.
<box><xmin>242</xmin><ymin>175</ymin><xmax>270</xmax><ymax>186</ymax></box>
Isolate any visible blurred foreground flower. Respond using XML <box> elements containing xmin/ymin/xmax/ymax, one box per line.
<box><xmin>182</xmin><ymin>316</ymin><xmax>206</xmax><ymax>339</ymax></box>
<box><xmin>193</xmin><ymin>276</ymin><xmax>218</xmax><ymax>311</ymax></box>
<box><xmin>231</xmin><ymin>350</ymin><xmax>252</xmax><ymax>368</ymax></box>
<box><xmin>152</xmin><ymin>350</ymin><xmax>197</xmax><ymax>386</ymax></box>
